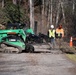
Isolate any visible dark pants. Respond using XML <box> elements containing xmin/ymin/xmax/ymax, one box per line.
<box><xmin>56</xmin><ymin>38</ymin><xmax>63</xmax><ymax>49</ymax></box>
<box><xmin>50</xmin><ymin>38</ymin><xmax>56</xmax><ymax>49</ymax></box>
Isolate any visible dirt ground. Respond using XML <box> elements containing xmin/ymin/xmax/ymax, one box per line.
<box><xmin>0</xmin><ymin>44</ymin><xmax>76</xmax><ymax>75</ymax></box>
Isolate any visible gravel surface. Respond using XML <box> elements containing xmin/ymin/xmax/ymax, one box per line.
<box><xmin>0</xmin><ymin>44</ymin><xmax>76</xmax><ymax>75</ymax></box>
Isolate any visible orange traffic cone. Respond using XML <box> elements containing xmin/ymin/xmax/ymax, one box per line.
<box><xmin>70</xmin><ymin>37</ymin><xmax>73</xmax><ymax>47</ymax></box>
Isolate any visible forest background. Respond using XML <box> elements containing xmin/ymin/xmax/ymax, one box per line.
<box><xmin>0</xmin><ymin>0</ymin><xmax>76</xmax><ymax>38</ymax></box>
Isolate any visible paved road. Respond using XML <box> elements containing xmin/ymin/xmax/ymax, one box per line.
<box><xmin>0</xmin><ymin>44</ymin><xmax>76</xmax><ymax>75</ymax></box>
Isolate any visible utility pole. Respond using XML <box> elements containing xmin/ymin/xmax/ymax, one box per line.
<box><xmin>29</xmin><ymin>0</ymin><xmax>34</xmax><ymax>30</ymax></box>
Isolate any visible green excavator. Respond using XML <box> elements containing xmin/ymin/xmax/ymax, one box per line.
<box><xmin>0</xmin><ymin>23</ymin><xmax>34</xmax><ymax>53</ymax></box>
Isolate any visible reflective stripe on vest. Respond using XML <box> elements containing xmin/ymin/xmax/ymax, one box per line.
<box><xmin>49</xmin><ymin>29</ymin><xmax>55</xmax><ymax>38</ymax></box>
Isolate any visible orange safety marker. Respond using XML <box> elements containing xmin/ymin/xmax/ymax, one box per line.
<box><xmin>70</xmin><ymin>36</ymin><xmax>73</xmax><ymax>47</ymax></box>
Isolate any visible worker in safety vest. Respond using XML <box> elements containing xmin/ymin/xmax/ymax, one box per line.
<box><xmin>55</xmin><ymin>25</ymin><xmax>64</xmax><ymax>49</ymax></box>
<box><xmin>56</xmin><ymin>25</ymin><xmax>64</xmax><ymax>38</ymax></box>
<box><xmin>48</xmin><ymin>25</ymin><xmax>56</xmax><ymax>49</ymax></box>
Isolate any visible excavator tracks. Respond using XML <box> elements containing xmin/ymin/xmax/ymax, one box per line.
<box><xmin>0</xmin><ymin>44</ymin><xmax>21</xmax><ymax>53</ymax></box>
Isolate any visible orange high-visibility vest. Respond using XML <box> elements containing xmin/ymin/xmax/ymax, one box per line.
<box><xmin>56</xmin><ymin>28</ymin><xmax>64</xmax><ymax>37</ymax></box>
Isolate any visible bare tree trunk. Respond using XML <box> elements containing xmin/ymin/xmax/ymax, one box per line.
<box><xmin>47</xmin><ymin>0</ymin><xmax>51</xmax><ymax>28</ymax></box>
<box><xmin>29</xmin><ymin>0</ymin><xmax>34</xmax><ymax>30</ymax></box>
<box><xmin>60</xmin><ymin>0</ymin><xmax>66</xmax><ymax>24</ymax></box>
<box><xmin>32</xmin><ymin>1</ymin><xmax>34</xmax><ymax>30</ymax></box>
<box><xmin>56</xmin><ymin>3</ymin><xmax>60</xmax><ymax>27</ymax></box>
<box><xmin>45</xmin><ymin>0</ymin><xmax>49</xmax><ymax>28</ymax></box>
<box><xmin>73</xmin><ymin>0</ymin><xmax>75</xmax><ymax>14</ymax></box>
<box><xmin>50</xmin><ymin>0</ymin><xmax>53</xmax><ymax>25</ymax></box>
<box><xmin>42</xmin><ymin>0</ymin><xmax>45</xmax><ymax>33</ymax></box>
<box><xmin>13</xmin><ymin>0</ymin><xmax>17</xmax><ymax>4</ymax></box>
<box><xmin>2</xmin><ymin>0</ymin><xmax>4</xmax><ymax>8</ymax></box>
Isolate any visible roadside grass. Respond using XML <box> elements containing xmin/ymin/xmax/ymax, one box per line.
<box><xmin>66</xmin><ymin>54</ymin><xmax>76</xmax><ymax>62</ymax></box>
<box><xmin>61</xmin><ymin>41</ymin><xmax>76</xmax><ymax>62</ymax></box>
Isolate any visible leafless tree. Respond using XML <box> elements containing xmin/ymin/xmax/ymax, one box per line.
<box><xmin>29</xmin><ymin>0</ymin><xmax>34</xmax><ymax>30</ymax></box>
<box><xmin>2</xmin><ymin>0</ymin><xmax>4</xmax><ymax>8</ymax></box>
